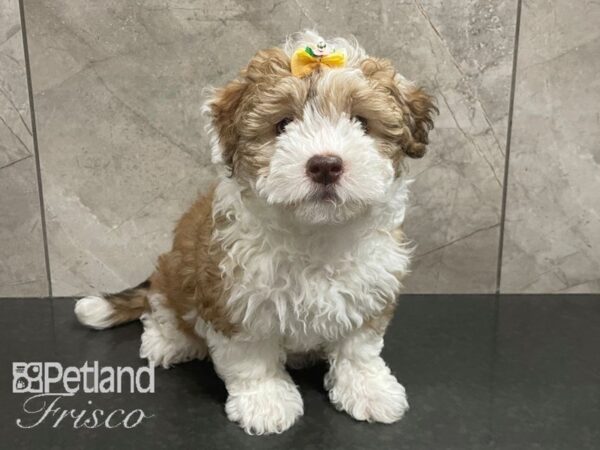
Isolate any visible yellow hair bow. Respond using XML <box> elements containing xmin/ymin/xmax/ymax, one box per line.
<box><xmin>291</xmin><ymin>42</ymin><xmax>346</xmax><ymax>78</ymax></box>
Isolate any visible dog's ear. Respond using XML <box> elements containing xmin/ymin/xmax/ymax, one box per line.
<box><xmin>205</xmin><ymin>48</ymin><xmax>291</xmax><ymax>168</ymax></box>
<box><xmin>205</xmin><ymin>79</ymin><xmax>248</xmax><ymax>167</ymax></box>
<box><xmin>399</xmin><ymin>84</ymin><xmax>437</xmax><ymax>158</ymax></box>
<box><xmin>361</xmin><ymin>58</ymin><xmax>437</xmax><ymax>158</ymax></box>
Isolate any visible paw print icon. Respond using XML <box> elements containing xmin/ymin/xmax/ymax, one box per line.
<box><xmin>12</xmin><ymin>362</ymin><xmax>43</xmax><ymax>393</ymax></box>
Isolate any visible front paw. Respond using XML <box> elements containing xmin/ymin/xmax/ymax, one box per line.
<box><xmin>225</xmin><ymin>378</ymin><xmax>304</xmax><ymax>435</ymax></box>
<box><xmin>326</xmin><ymin>361</ymin><xmax>409</xmax><ymax>423</ymax></box>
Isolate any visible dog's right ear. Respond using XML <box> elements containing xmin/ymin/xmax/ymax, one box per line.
<box><xmin>205</xmin><ymin>79</ymin><xmax>248</xmax><ymax>168</ymax></box>
<box><xmin>205</xmin><ymin>48</ymin><xmax>291</xmax><ymax>168</ymax></box>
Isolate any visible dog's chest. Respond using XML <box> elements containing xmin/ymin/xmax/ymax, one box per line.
<box><xmin>222</xmin><ymin>228</ymin><xmax>410</xmax><ymax>347</ymax></box>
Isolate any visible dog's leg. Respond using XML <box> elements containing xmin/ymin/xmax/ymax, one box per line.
<box><xmin>325</xmin><ymin>327</ymin><xmax>408</xmax><ymax>423</ymax></box>
<box><xmin>140</xmin><ymin>293</ymin><xmax>207</xmax><ymax>368</ymax></box>
<box><xmin>207</xmin><ymin>332</ymin><xmax>303</xmax><ymax>435</ymax></box>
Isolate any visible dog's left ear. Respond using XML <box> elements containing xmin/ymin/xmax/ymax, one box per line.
<box><xmin>361</xmin><ymin>58</ymin><xmax>438</xmax><ymax>158</ymax></box>
<box><xmin>399</xmin><ymin>83</ymin><xmax>437</xmax><ymax>158</ymax></box>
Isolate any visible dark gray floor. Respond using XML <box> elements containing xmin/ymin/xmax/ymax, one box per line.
<box><xmin>1</xmin><ymin>295</ymin><xmax>599</xmax><ymax>449</ymax></box>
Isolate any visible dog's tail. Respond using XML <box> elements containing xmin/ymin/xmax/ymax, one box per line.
<box><xmin>74</xmin><ymin>279</ymin><xmax>151</xmax><ymax>330</ymax></box>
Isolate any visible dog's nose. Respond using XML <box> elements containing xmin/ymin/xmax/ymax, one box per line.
<box><xmin>306</xmin><ymin>155</ymin><xmax>343</xmax><ymax>185</ymax></box>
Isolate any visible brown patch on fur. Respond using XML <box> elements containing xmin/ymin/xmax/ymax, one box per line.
<box><xmin>207</xmin><ymin>48</ymin><xmax>308</xmax><ymax>181</ymax></box>
<box><xmin>101</xmin><ymin>280</ymin><xmax>150</xmax><ymax>326</ymax></box>
<box><xmin>207</xmin><ymin>80</ymin><xmax>248</xmax><ymax>169</ymax></box>
<box><xmin>243</xmin><ymin>48</ymin><xmax>291</xmax><ymax>80</ymax></box>
<box><xmin>360</xmin><ymin>57</ymin><xmax>437</xmax><ymax>159</ymax></box>
<box><xmin>151</xmin><ymin>186</ymin><xmax>236</xmax><ymax>336</ymax></box>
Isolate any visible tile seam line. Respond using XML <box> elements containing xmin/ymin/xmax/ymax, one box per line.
<box><xmin>496</xmin><ymin>0</ymin><xmax>523</xmax><ymax>294</ymax></box>
<box><xmin>18</xmin><ymin>0</ymin><xmax>53</xmax><ymax>298</ymax></box>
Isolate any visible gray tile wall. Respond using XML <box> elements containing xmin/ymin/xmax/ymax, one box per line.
<box><xmin>0</xmin><ymin>0</ymin><xmax>598</xmax><ymax>296</ymax></box>
<box><xmin>500</xmin><ymin>0</ymin><xmax>600</xmax><ymax>293</ymax></box>
<box><xmin>0</xmin><ymin>0</ymin><xmax>48</xmax><ymax>296</ymax></box>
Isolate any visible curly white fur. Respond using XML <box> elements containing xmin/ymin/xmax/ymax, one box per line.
<box><xmin>325</xmin><ymin>327</ymin><xmax>409</xmax><ymax>422</ymax></box>
<box><xmin>212</xmin><ymin>177</ymin><xmax>410</xmax><ymax>342</ymax></box>
<box><xmin>140</xmin><ymin>293</ymin><xmax>207</xmax><ymax>368</ymax></box>
<box><xmin>206</xmin><ymin>329</ymin><xmax>303</xmax><ymax>435</ymax></box>
<box><xmin>74</xmin><ymin>295</ymin><xmax>115</xmax><ymax>330</ymax></box>
<box><xmin>255</xmin><ymin>95</ymin><xmax>396</xmax><ymax>224</ymax></box>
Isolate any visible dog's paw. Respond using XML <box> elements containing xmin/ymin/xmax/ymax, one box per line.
<box><xmin>225</xmin><ymin>378</ymin><xmax>303</xmax><ymax>435</ymax></box>
<box><xmin>326</xmin><ymin>361</ymin><xmax>408</xmax><ymax>423</ymax></box>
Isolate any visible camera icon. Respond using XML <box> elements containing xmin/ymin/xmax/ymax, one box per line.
<box><xmin>12</xmin><ymin>362</ymin><xmax>43</xmax><ymax>393</ymax></box>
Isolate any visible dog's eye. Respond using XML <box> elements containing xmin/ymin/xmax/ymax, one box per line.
<box><xmin>354</xmin><ymin>116</ymin><xmax>368</xmax><ymax>132</ymax></box>
<box><xmin>276</xmin><ymin>117</ymin><xmax>293</xmax><ymax>135</ymax></box>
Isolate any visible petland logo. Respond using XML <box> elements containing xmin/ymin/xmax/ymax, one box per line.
<box><xmin>12</xmin><ymin>361</ymin><xmax>155</xmax><ymax>429</ymax></box>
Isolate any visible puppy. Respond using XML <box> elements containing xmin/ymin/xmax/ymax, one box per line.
<box><xmin>75</xmin><ymin>30</ymin><xmax>436</xmax><ymax>435</ymax></box>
